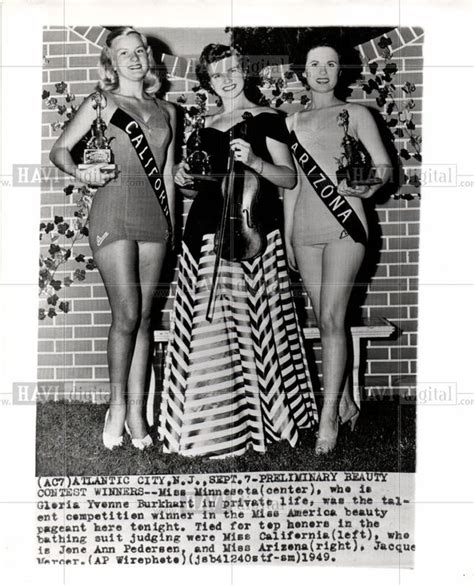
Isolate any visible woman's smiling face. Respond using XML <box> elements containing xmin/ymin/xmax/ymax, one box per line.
<box><xmin>111</xmin><ymin>33</ymin><xmax>149</xmax><ymax>83</ymax></box>
<box><xmin>304</xmin><ymin>46</ymin><xmax>340</xmax><ymax>93</ymax></box>
<box><xmin>208</xmin><ymin>54</ymin><xmax>245</xmax><ymax>99</ymax></box>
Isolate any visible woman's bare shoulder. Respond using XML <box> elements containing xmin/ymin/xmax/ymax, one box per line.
<box><xmin>156</xmin><ymin>97</ymin><xmax>174</xmax><ymax>113</ymax></box>
<box><xmin>346</xmin><ymin>102</ymin><xmax>373</xmax><ymax>119</ymax></box>
<box><xmin>203</xmin><ymin>112</ymin><xmax>223</xmax><ymax>128</ymax></box>
<box><xmin>285</xmin><ymin>110</ymin><xmax>298</xmax><ymax>131</ymax></box>
<box><xmin>252</xmin><ymin>106</ymin><xmax>278</xmax><ymax>116</ymax></box>
<box><xmin>156</xmin><ymin>98</ymin><xmax>177</xmax><ymax>123</ymax></box>
<box><xmin>285</xmin><ymin>108</ymin><xmax>309</xmax><ymax>130</ymax></box>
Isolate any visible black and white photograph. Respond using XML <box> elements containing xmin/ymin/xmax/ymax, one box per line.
<box><xmin>0</xmin><ymin>0</ymin><xmax>473</xmax><ymax>582</ymax></box>
<box><xmin>36</xmin><ymin>24</ymin><xmax>420</xmax><ymax>475</ymax></box>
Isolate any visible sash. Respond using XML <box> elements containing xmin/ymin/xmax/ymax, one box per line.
<box><xmin>289</xmin><ymin>131</ymin><xmax>367</xmax><ymax>245</ymax></box>
<box><xmin>110</xmin><ymin>108</ymin><xmax>173</xmax><ymax>240</ymax></box>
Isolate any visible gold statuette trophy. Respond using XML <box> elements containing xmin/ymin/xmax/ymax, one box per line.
<box><xmin>78</xmin><ymin>91</ymin><xmax>116</xmax><ymax>172</ymax></box>
<box><xmin>185</xmin><ymin>113</ymin><xmax>216</xmax><ymax>183</ymax></box>
<box><xmin>336</xmin><ymin>109</ymin><xmax>382</xmax><ymax>187</ymax></box>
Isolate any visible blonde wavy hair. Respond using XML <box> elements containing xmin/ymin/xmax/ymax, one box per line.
<box><xmin>98</xmin><ymin>27</ymin><xmax>160</xmax><ymax>95</ymax></box>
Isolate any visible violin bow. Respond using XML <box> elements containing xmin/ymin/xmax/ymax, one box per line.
<box><xmin>205</xmin><ymin>112</ymin><xmax>253</xmax><ymax>322</ymax></box>
<box><xmin>205</xmin><ymin>133</ymin><xmax>235</xmax><ymax>322</ymax></box>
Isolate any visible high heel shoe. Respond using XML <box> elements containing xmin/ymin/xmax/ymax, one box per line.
<box><xmin>315</xmin><ymin>418</ymin><xmax>339</xmax><ymax>456</ymax></box>
<box><xmin>124</xmin><ymin>421</ymin><xmax>153</xmax><ymax>450</ymax></box>
<box><xmin>339</xmin><ymin>406</ymin><xmax>360</xmax><ymax>432</ymax></box>
<box><xmin>102</xmin><ymin>409</ymin><xmax>124</xmax><ymax>450</ymax></box>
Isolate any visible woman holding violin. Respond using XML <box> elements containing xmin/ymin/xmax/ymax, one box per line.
<box><xmin>157</xmin><ymin>43</ymin><xmax>317</xmax><ymax>458</ymax></box>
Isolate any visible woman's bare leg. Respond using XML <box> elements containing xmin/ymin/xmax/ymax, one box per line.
<box><xmin>126</xmin><ymin>242</ymin><xmax>167</xmax><ymax>439</ymax></box>
<box><xmin>94</xmin><ymin>240</ymin><xmax>140</xmax><ymax>438</ymax></box>
<box><xmin>295</xmin><ymin>240</ymin><xmax>365</xmax><ymax>451</ymax></box>
<box><xmin>317</xmin><ymin>240</ymin><xmax>365</xmax><ymax>445</ymax></box>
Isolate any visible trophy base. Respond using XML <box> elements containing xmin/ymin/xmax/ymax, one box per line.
<box><xmin>348</xmin><ymin>177</ymin><xmax>383</xmax><ymax>187</ymax></box>
<box><xmin>337</xmin><ymin>166</ymin><xmax>382</xmax><ymax>188</ymax></box>
<box><xmin>78</xmin><ymin>163</ymin><xmax>116</xmax><ymax>172</ymax></box>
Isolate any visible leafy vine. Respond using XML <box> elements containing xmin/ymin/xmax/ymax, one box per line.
<box><xmin>39</xmin><ymin>82</ymin><xmax>96</xmax><ymax>320</ymax></box>
<box><xmin>360</xmin><ymin>35</ymin><xmax>422</xmax><ymax>197</ymax></box>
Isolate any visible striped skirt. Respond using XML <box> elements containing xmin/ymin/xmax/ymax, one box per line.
<box><xmin>158</xmin><ymin>229</ymin><xmax>318</xmax><ymax>458</ymax></box>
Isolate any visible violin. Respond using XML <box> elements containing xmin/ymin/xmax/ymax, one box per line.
<box><xmin>206</xmin><ymin>112</ymin><xmax>266</xmax><ymax>321</ymax></box>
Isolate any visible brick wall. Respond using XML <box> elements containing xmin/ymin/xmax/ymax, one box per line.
<box><xmin>39</xmin><ymin>26</ymin><xmax>423</xmax><ymax>395</ymax></box>
<box><xmin>355</xmin><ymin>28</ymin><xmax>422</xmax><ymax>391</ymax></box>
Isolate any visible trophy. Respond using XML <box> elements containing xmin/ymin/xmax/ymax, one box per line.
<box><xmin>185</xmin><ymin>112</ymin><xmax>216</xmax><ymax>183</ymax></box>
<box><xmin>78</xmin><ymin>91</ymin><xmax>116</xmax><ymax>172</ymax></box>
<box><xmin>335</xmin><ymin>109</ymin><xmax>382</xmax><ymax>187</ymax></box>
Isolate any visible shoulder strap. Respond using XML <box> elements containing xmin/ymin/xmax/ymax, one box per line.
<box><xmin>258</xmin><ymin>112</ymin><xmax>291</xmax><ymax>144</ymax></box>
<box><xmin>292</xmin><ymin>110</ymin><xmax>300</xmax><ymax>132</ymax></box>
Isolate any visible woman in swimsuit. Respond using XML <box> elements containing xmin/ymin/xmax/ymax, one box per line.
<box><xmin>285</xmin><ymin>37</ymin><xmax>390</xmax><ymax>455</ymax></box>
<box><xmin>50</xmin><ymin>27</ymin><xmax>176</xmax><ymax>450</ymax></box>
<box><xmin>157</xmin><ymin>44</ymin><xmax>317</xmax><ymax>458</ymax></box>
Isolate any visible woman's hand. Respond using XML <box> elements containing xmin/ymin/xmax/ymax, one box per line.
<box><xmin>285</xmin><ymin>239</ymin><xmax>298</xmax><ymax>272</ymax></box>
<box><xmin>337</xmin><ymin>179</ymin><xmax>370</xmax><ymax>199</ymax></box>
<box><xmin>174</xmin><ymin>160</ymin><xmax>194</xmax><ymax>188</ymax></box>
<box><xmin>75</xmin><ymin>164</ymin><xmax>118</xmax><ymax>188</ymax></box>
<box><xmin>230</xmin><ymin>138</ymin><xmax>259</xmax><ymax>170</ymax></box>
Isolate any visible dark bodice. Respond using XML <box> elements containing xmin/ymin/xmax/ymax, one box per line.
<box><xmin>183</xmin><ymin>111</ymin><xmax>290</xmax><ymax>259</ymax></box>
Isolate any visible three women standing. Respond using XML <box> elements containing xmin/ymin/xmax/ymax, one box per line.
<box><xmin>50</xmin><ymin>30</ymin><xmax>390</xmax><ymax>459</ymax></box>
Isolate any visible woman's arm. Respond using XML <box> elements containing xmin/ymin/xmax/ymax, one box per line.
<box><xmin>161</xmin><ymin>101</ymin><xmax>177</xmax><ymax>233</ymax></box>
<box><xmin>281</xmin><ymin>115</ymin><xmax>300</xmax><ymax>270</ymax></box>
<box><xmin>174</xmin><ymin>160</ymin><xmax>199</xmax><ymax>199</ymax></box>
<box><xmin>283</xmin><ymin>170</ymin><xmax>301</xmax><ymax>271</ymax></box>
<box><xmin>49</xmin><ymin>93</ymin><xmax>116</xmax><ymax>187</ymax></box>
<box><xmin>230</xmin><ymin>136</ymin><xmax>297</xmax><ymax>190</ymax></box>
<box><xmin>340</xmin><ymin>104</ymin><xmax>392</xmax><ymax>199</ymax></box>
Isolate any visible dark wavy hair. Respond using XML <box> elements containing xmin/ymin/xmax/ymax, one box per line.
<box><xmin>196</xmin><ymin>43</ymin><xmax>264</xmax><ymax>105</ymax></box>
<box><xmin>291</xmin><ymin>33</ymin><xmax>363</xmax><ymax>100</ymax></box>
